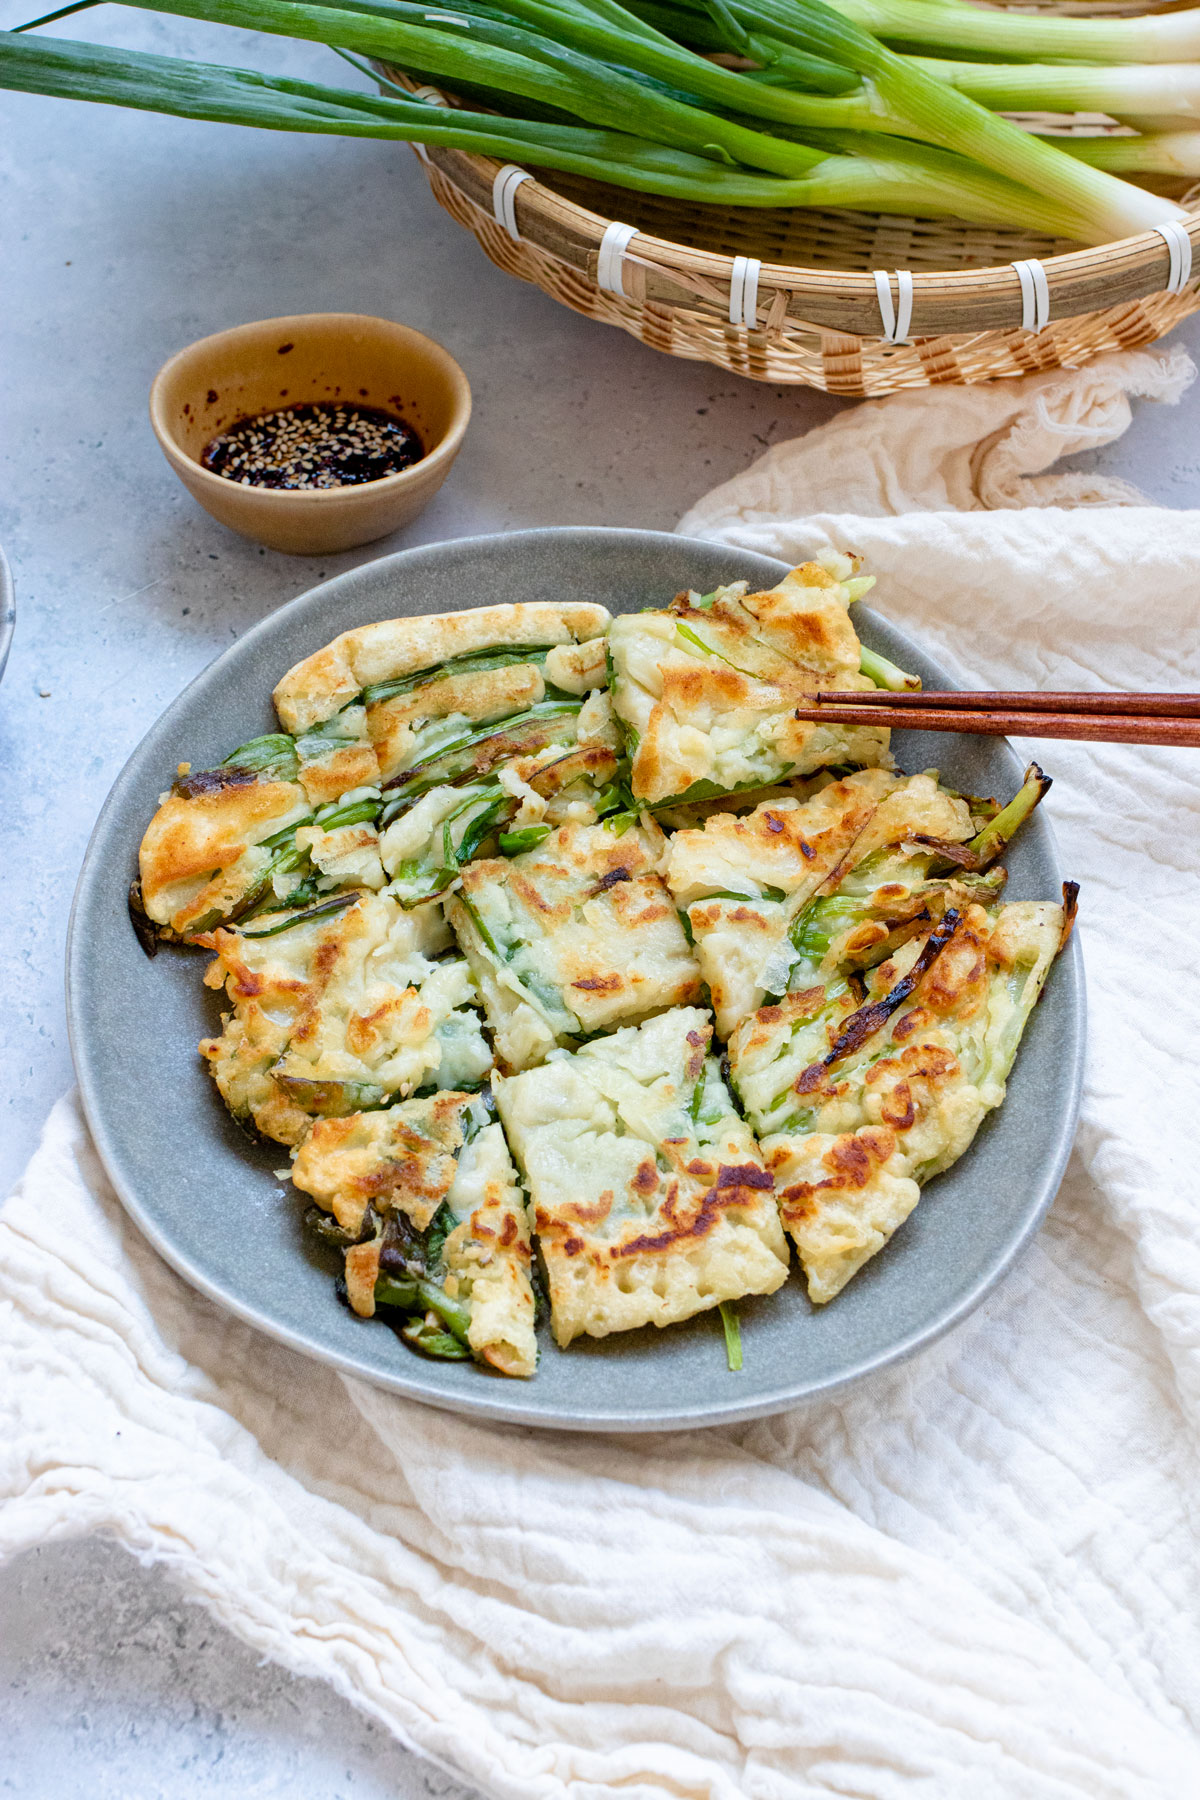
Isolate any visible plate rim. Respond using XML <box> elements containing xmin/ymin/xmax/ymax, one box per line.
<box><xmin>0</xmin><ymin>542</ymin><xmax>14</xmax><ymax>683</ymax></box>
<box><xmin>66</xmin><ymin>526</ymin><xmax>1085</xmax><ymax>1432</ymax></box>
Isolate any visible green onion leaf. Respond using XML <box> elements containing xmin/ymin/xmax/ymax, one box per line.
<box><xmin>401</xmin><ymin>1315</ymin><xmax>473</xmax><ymax>1359</ymax></box>
<box><xmin>499</xmin><ymin>824</ymin><xmax>552</xmax><ymax>854</ymax></box>
<box><xmin>718</xmin><ymin>1300</ymin><xmax>743</xmax><ymax>1372</ymax></box>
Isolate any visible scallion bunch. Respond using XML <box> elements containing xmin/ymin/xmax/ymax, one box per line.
<box><xmin>1</xmin><ymin>0</ymin><xmax>1196</xmax><ymax>244</ymax></box>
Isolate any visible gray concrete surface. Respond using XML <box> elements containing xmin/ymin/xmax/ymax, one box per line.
<box><xmin>0</xmin><ymin>1538</ymin><xmax>480</xmax><ymax>1799</ymax></box>
<box><xmin>3</xmin><ymin>11</ymin><xmax>1200</xmax><ymax>1793</ymax></box>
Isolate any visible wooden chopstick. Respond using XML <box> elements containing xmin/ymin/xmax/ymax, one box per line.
<box><xmin>800</xmin><ymin>691</ymin><xmax>1200</xmax><ymax>748</ymax></box>
<box><xmin>821</xmin><ymin>690</ymin><xmax>1200</xmax><ymax>718</ymax></box>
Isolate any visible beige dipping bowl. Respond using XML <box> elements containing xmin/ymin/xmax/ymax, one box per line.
<box><xmin>150</xmin><ymin>313</ymin><xmax>472</xmax><ymax>555</ymax></box>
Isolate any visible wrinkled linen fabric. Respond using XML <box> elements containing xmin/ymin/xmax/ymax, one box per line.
<box><xmin>677</xmin><ymin>346</ymin><xmax>1195</xmax><ymax>519</ymax></box>
<box><xmin>5</xmin><ymin>348</ymin><xmax>1200</xmax><ymax>1800</ymax></box>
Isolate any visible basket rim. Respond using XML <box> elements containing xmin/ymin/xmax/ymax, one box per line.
<box><xmin>389</xmin><ymin>68</ymin><xmax>1199</xmax><ymax>338</ymax></box>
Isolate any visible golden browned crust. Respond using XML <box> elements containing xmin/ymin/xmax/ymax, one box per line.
<box><xmin>764</xmin><ymin>1127</ymin><xmax>919</xmax><ymax>1305</ymax></box>
<box><xmin>665</xmin><ymin>771</ymin><xmax>898</xmax><ymax>908</ymax></box>
<box><xmin>367</xmin><ymin>664</ymin><xmax>547</xmax><ymax>784</ymax></box>
<box><xmin>294</xmin><ymin>704</ymin><xmax>382</xmax><ymax>804</ymax></box>
<box><xmin>138</xmin><ymin>773</ymin><xmax>310</xmax><ymax>933</ymax></box>
<box><xmin>291</xmin><ymin>1095</ymin><xmax>469</xmax><ymax>1236</ymax></box>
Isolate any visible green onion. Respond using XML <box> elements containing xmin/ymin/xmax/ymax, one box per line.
<box><xmin>456</xmin><ymin>890</ymin><xmax>505</xmax><ymax>961</ymax></box>
<box><xmin>221</xmin><ymin>731</ymin><xmax>299</xmax><ymax>779</ymax></box>
<box><xmin>401</xmin><ymin>1315</ymin><xmax>473</xmax><ymax>1358</ymax></box>
<box><xmin>316</xmin><ymin>797</ymin><xmax>381</xmax><ymax>829</ymax></box>
<box><xmin>382</xmin><ymin>699</ymin><xmax>582</xmax><ymax>800</ymax></box>
<box><xmin>361</xmin><ymin>642</ymin><xmax>556</xmax><ymax>706</ymax></box>
<box><xmin>963</xmin><ymin>761</ymin><xmax>1050</xmax><ymax>870</ymax></box>
<box><xmin>373</xmin><ymin>1274</ymin><xmax>421</xmax><ymax>1309</ymax></box>
<box><xmin>113</xmin><ymin>0</ymin><xmax>830</xmax><ymax>178</ymax></box>
<box><xmin>824</xmin><ymin>0</ymin><xmax>1200</xmax><ymax>67</ymax></box>
<box><xmin>859</xmin><ymin>645</ymin><xmax>920</xmax><ymax>693</ymax></box>
<box><xmin>499</xmin><ymin>824</ymin><xmax>553</xmax><ymax>853</ymax></box>
<box><xmin>704</xmin><ymin>884</ymin><xmax>787</xmax><ymax>902</ymax></box>
<box><xmin>455</xmin><ymin>796</ymin><xmax>507</xmax><ymax>862</ymax></box>
<box><xmin>1</xmin><ymin>0</ymin><xmax>1190</xmax><ymax>243</ymax></box>
<box><xmin>356</xmin><ymin>0</ymin><xmax>862</xmax><ymax>108</ymax></box>
<box><xmin>707</xmin><ymin>0</ymin><xmax>1185</xmax><ymax>238</ymax></box>
<box><xmin>416</xmin><ymin>1280</ymin><xmax>472</xmax><ymax>1343</ymax></box>
<box><xmin>718</xmin><ymin>1300</ymin><xmax>743</xmax><ymax>1371</ymax></box>
<box><xmin>676</xmin><ymin>620</ymin><xmax>760</xmax><ymax>677</ymax></box>
<box><xmin>912</xmin><ymin>57</ymin><xmax>1200</xmax><ymax>128</ymax></box>
<box><xmin>374</xmin><ymin>1274</ymin><xmax>473</xmax><ymax>1351</ymax></box>
<box><xmin>239</xmin><ymin>891</ymin><xmax>360</xmax><ymax>936</ymax></box>
<box><xmin>1053</xmin><ymin>132</ymin><xmax>1200</xmax><ymax>180</ymax></box>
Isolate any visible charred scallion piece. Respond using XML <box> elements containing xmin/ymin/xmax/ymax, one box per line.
<box><xmin>239</xmin><ymin>890</ymin><xmax>362</xmax><ymax>937</ymax></box>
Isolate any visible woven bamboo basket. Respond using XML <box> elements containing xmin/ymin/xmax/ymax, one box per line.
<box><xmin>382</xmin><ymin>4</ymin><xmax>1200</xmax><ymax>395</ymax></box>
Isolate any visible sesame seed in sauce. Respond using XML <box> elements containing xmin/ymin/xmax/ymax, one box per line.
<box><xmin>201</xmin><ymin>401</ymin><xmax>424</xmax><ymax>490</ymax></box>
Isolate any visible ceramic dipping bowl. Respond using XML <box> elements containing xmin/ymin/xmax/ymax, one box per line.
<box><xmin>149</xmin><ymin>313</ymin><xmax>472</xmax><ymax>555</ymax></box>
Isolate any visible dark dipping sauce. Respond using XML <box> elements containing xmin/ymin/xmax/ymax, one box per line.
<box><xmin>201</xmin><ymin>401</ymin><xmax>424</xmax><ymax>490</ymax></box>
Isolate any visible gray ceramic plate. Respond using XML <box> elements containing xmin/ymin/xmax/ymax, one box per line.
<box><xmin>67</xmin><ymin>528</ymin><xmax>1083</xmax><ymax>1432</ymax></box>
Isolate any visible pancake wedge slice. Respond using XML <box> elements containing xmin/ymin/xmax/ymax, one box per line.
<box><xmin>679</xmin><ymin>764</ymin><xmax>1035</xmax><ymax>1043</ymax></box>
<box><xmin>272</xmin><ymin>600</ymin><xmax>612</xmax><ymax>735</ymax></box>
<box><xmin>445</xmin><ymin>818</ymin><xmax>701</xmax><ymax>1072</ymax></box>
<box><xmin>495</xmin><ymin>1007</ymin><xmax>790</xmax><ymax>1346</ymax></box>
<box><xmin>292</xmin><ymin>1089</ymin><xmax>537</xmax><ymax>1378</ymax></box>
<box><xmin>763</xmin><ymin>1128</ymin><xmax>920</xmax><ymax>1307</ymax></box>
<box><xmin>275</xmin><ymin>602</ymin><xmax>612</xmax><ymax>797</ymax></box>
<box><xmin>199</xmin><ymin>891</ymin><xmax>491</xmax><ymax>1145</ymax></box>
<box><xmin>607</xmin><ymin>559</ymin><xmax>891</xmax><ymax>806</ymax></box>
<box><xmin>775</xmin><ymin>762</ymin><xmax>1051</xmax><ymax>1001</ymax></box>
<box><xmin>750</xmin><ymin>893</ymin><xmax>1076</xmax><ymax>1303</ymax></box>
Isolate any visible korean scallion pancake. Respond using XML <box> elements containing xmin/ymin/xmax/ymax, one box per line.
<box><xmin>115</xmin><ymin>533</ymin><xmax>1079</xmax><ymax>1397</ymax></box>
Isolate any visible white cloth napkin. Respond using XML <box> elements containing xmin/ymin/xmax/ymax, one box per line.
<box><xmin>6</xmin><ymin>348</ymin><xmax>1200</xmax><ymax>1800</ymax></box>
